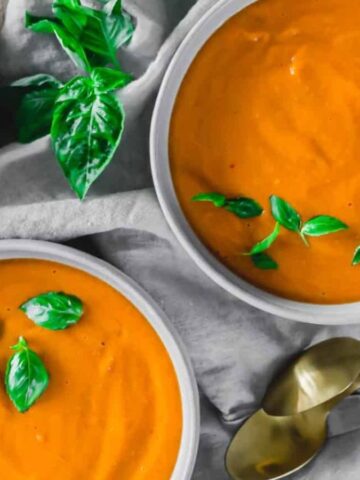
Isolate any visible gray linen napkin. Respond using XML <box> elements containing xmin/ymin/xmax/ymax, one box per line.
<box><xmin>2</xmin><ymin>1</ymin><xmax>360</xmax><ymax>478</ymax></box>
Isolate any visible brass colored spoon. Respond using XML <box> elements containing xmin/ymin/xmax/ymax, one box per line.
<box><xmin>225</xmin><ymin>406</ymin><xmax>327</xmax><ymax>480</ymax></box>
<box><xmin>225</xmin><ymin>368</ymin><xmax>360</xmax><ymax>480</ymax></box>
<box><xmin>262</xmin><ymin>337</ymin><xmax>360</xmax><ymax>416</ymax></box>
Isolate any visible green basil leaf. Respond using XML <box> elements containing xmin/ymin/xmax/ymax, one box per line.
<box><xmin>51</xmin><ymin>77</ymin><xmax>125</xmax><ymax>199</ymax></box>
<box><xmin>270</xmin><ymin>195</ymin><xmax>301</xmax><ymax>232</ymax></box>
<box><xmin>301</xmin><ymin>215</ymin><xmax>348</xmax><ymax>237</ymax></box>
<box><xmin>352</xmin><ymin>246</ymin><xmax>360</xmax><ymax>266</ymax></box>
<box><xmin>25</xmin><ymin>12</ymin><xmax>90</xmax><ymax>72</ymax></box>
<box><xmin>17</xmin><ymin>89</ymin><xmax>60</xmax><ymax>143</ymax></box>
<box><xmin>0</xmin><ymin>74</ymin><xmax>63</xmax><ymax>144</ymax></box>
<box><xmin>192</xmin><ymin>192</ymin><xmax>227</xmax><ymax>207</ymax></box>
<box><xmin>20</xmin><ymin>291</ymin><xmax>83</xmax><ymax>330</ymax></box>
<box><xmin>225</xmin><ymin>197</ymin><xmax>263</xmax><ymax>219</ymax></box>
<box><xmin>91</xmin><ymin>67</ymin><xmax>133</xmax><ymax>93</ymax></box>
<box><xmin>251</xmin><ymin>252</ymin><xmax>278</xmax><ymax>270</ymax></box>
<box><xmin>250</xmin><ymin>222</ymin><xmax>280</xmax><ymax>255</ymax></box>
<box><xmin>5</xmin><ymin>337</ymin><xmax>49</xmax><ymax>413</ymax></box>
<box><xmin>12</xmin><ymin>75</ymin><xmax>63</xmax><ymax>144</ymax></box>
<box><xmin>101</xmin><ymin>2</ymin><xmax>135</xmax><ymax>48</ymax></box>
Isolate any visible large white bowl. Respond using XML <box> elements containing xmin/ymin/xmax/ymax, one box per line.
<box><xmin>0</xmin><ymin>239</ymin><xmax>199</xmax><ymax>480</ymax></box>
<box><xmin>150</xmin><ymin>0</ymin><xmax>360</xmax><ymax>325</ymax></box>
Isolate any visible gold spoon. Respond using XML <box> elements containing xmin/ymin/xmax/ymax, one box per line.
<box><xmin>262</xmin><ymin>337</ymin><xmax>360</xmax><ymax>416</ymax></box>
<box><xmin>226</xmin><ymin>352</ymin><xmax>360</xmax><ymax>480</ymax></box>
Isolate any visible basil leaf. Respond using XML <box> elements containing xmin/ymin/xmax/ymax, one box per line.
<box><xmin>17</xmin><ymin>89</ymin><xmax>60</xmax><ymax>143</ymax></box>
<box><xmin>91</xmin><ymin>67</ymin><xmax>133</xmax><ymax>93</ymax></box>
<box><xmin>192</xmin><ymin>192</ymin><xmax>226</xmax><ymax>207</ymax></box>
<box><xmin>20</xmin><ymin>291</ymin><xmax>83</xmax><ymax>330</ymax></box>
<box><xmin>51</xmin><ymin>77</ymin><xmax>125</xmax><ymax>199</ymax></box>
<box><xmin>5</xmin><ymin>337</ymin><xmax>49</xmax><ymax>413</ymax></box>
<box><xmin>301</xmin><ymin>215</ymin><xmax>348</xmax><ymax>237</ymax></box>
<box><xmin>250</xmin><ymin>222</ymin><xmax>280</xmax><ymax>255</ymax></box>
<box><xmin>225</xmin><ymin>197</ymin><xmax>263</xmax><ymax>219</ymax></box>
<box><xmin>270</xmin><ymin>195</ymin><xmax>301</xmax><ymax>232</ymax></box>
<box><xmin>251</xmin><ymin>252</ymin><xmax>278</xmax><ymax>270</ymax></box>
<box><xmin>352</xmin><ymin>246</ymin><xmax>360</xmax><ymax>266</ymax></box>
<box><xmin>0</xmin><ymin>75</ymin><xmax>63</xmax><ymax>144</ymax></box>
<box><xmin>101</xmin><ymin>1</ymin><xmax>135</xmax><ymax>48</ymax></box>
<box><xmin>25</xmin><ymin>12</ymin><xmax>90</xmax><ymax>72</ymax></box>
<box><xmin>11</xmin><ymin>75</ymin><xmax>63</xmax><ymax>144</ymax></box>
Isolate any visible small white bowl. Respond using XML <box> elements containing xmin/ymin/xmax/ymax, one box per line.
<box><xmin>150</xmin><ymin>0</ymin><xmax>360</xmax><ymax>325</ymax></box>
<box><xmin>0</xmin><ymin>239</ymin><xmax>200</xmax><ymax>480</ymax></box>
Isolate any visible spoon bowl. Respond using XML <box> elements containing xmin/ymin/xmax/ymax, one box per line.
<box><xmin>225</xmin><ymin>407</ymin><xmax>327</xmax><ymax>480</ymax></box>
<box><xmin>262</xmin><ymin>338</ymin><xmax>360</xmax><ymax>416</ymax></box>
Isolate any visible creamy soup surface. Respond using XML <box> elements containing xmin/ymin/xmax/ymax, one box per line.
<box><xmin>0</xmin><ymin>259</ymin><xmax>182</xmax><ymax>479</ymax></box>
<box><xmin>170</xmin><ymin>0</ymin><xmax>360</xmax><ymax>304</ymax></box>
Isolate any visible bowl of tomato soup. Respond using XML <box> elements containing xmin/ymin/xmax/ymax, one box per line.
<box><xmin>0</xmin><ymin>239</ymin><xmax>199</xmax><ymax>479</ymax></box>
<box><xmin>151</xmin><ymin>0</ymin><xmax>360</xmax><ymax>324</ymax></box>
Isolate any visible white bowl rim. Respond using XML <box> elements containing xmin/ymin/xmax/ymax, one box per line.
<box><xmin>0</xmin><ymin>239</ymin><xmax>200</xmax><ymax>480</ymax></box>
<box><xmin>150</xmin><ymin>0</ymin><xmax>360</xmax><ymax>325</ymax></box>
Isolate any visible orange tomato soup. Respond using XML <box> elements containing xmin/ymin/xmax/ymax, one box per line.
<box><xmin>0</xmin><ymin>259</ymin><xmax>182</xmax><ymax>479</ymax></box>
<box><xmin>170</xmin><ymin>0</ymin><xmax>360</xmax><ymax>304</ymax></box>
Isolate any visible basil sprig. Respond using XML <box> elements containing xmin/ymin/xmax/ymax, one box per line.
<box><xmin>247</xmin><ymin>195</ymin><xmax>348</xmax><ymax>270</ymax></box>
<box><xmin>1</xmin><ymin>0</ymin><xmax>135</xmax><ymax>199</ymax></box>
<box><xmin>192</xmin><ymin>192</ymin><xmax>263</xmax><ymax>219</ymax></box>
<box><xmin>5</xmin><ymin>337</ymin><xmax>49</xmax><ymax>413</ymax></box>
<box><xmin>270</xmin><ymin>195</ymin><xmax>348</xmax><ymax>240</ymax></box>
<box><xmin>20</xmin><ymin>291</ymin><xmax>83</xmax><ymax>330</ymax></box>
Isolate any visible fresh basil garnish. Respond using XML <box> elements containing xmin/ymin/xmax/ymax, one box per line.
<box><xmin>251</xmin><ymin>252</ymin><xmax>278</xmax><ymax>270</ymax></box>
<box><xmin>5</xmin><ymin>337</ymin><xmax>49</xmax><ymax>413</ymax></box>
<box><xmin>20</xmin><ymin>291</ymin><xmax>83</xmax><ymax>330</ymax></box>
<box><xmin>352</xmin><ymin>246</ymin><xmax>360</xmax><ymax>266</ymax></box>
<box><xmin>225</xmin><ymin>197</ymin><xmax>263</xmax><ymax>218</ymax></box>
<box><xmin>270</xmin><ymin>195</ymin><xmax>301</xmax><ymax>232</ymax></box>
<box><xmin>301</xmin><ymin>215</ymin><xmax>348</xmax><ymax>237</ymax></box>
<box><xmin>51</xmin><ymin>76</ymin><xmax>125</xmax><ymax>199</ymax></box>
<box><xmin>11</xmin><ymin>74</ymin><xmax>63</xmax><ymax>143</ymax></box>
<box><xmin>1</xmin><ymin>0</ymin><xmax>135</xmax><ymax>198</ymax></box>
<box><xmin>192</xmin><ymin>192</ymin><xmax>263</xmax><ymax>218</ymax></box>
<box><xmin>249</xmin><ymin>222</ymin><xmax>280</xmax><ymax>255</ymax></box>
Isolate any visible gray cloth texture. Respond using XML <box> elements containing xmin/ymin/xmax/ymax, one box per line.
<box><xmin>1</xmin><ymin>1</ymin><xmax>360</xmax><ymax>478</ymax></box>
